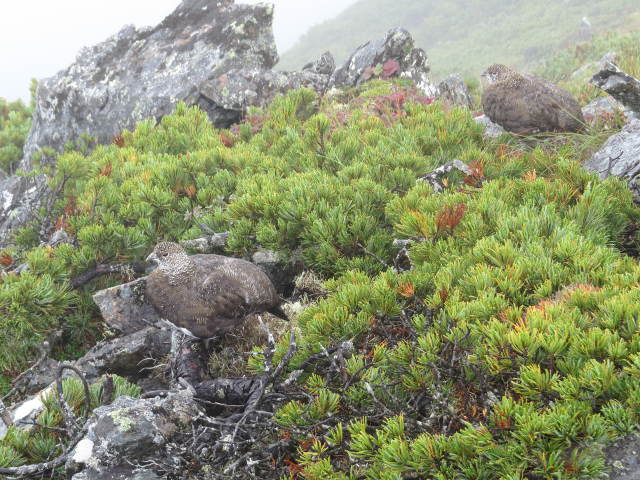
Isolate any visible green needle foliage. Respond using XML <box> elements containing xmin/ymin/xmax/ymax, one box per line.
<box><xmin>0</xmin><ymin>61</ymin><xmax>639</xmax><ymax>477</ymax></box>
<box><xmin>0</xmin><ymin>375</ymin><xmax>140</xmax><ymax>469</ymax></box>
<box><xmin>0</xmin><ymin>82</ymin><xmax>34</xmax><ymax>174</ymax></box>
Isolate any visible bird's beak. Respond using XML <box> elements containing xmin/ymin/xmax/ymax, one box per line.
<box><xmin>146</xmin><ymin>252</ymin><xmax>159</xmax><ymax>265</ymax></box>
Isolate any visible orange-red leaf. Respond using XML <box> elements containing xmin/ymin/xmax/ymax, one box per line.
<box><xmin>0</xmin><ymin>253</ymin><xmax>13</xmax><ymax>267</ymax></box>
<box><xmin>396</xmin><ymin>282</ymin><xmax>415</xmax><ymax>298</ymax></box>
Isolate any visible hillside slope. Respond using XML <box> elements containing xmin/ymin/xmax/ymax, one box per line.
<box><xmin>279</xmin><ymin>0</ymin><xmax>640</xmax><ymax>80</ymax></box>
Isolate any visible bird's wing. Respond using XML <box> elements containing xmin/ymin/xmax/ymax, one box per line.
<box><xmin>198</xmin><ymin>270</ymin><xmax>249</xmax><ymax>319</ymax></box>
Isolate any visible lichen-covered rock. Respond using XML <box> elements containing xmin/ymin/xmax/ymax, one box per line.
<box><xmin>0</xmin><ymin>174</ymin><xmax>46</xmax><ymax>247</ymax></box>
<box><xmin>0</xmin><ymin>0</ymin><xmax>278</xmax><ymax>246</ymax></box>
<box><xmin>23</xmin><ymin>0</ymin><xmax>276</xmax><ymax>160</ymax></box>
<box><xmin>590</xmin><ymin>62</ymin><xmax>640</xmax><ymax>114</ymax></box>
<box><xmin>437</xmin><ymin>73</ymin><xmax>473</xmax><ymax>109</ymax></box>
<box><xmin>604</xmin><ymin>432</ymin><xmax>640</xmax><ymax>479</ymax></box>
<box><xmin>93</xmin><ymin>278</ymin><xmax>162</xmax><ymax>334</ymax></box>
<box><xmin>329</xmin><ymin>28</ymin><xmax>437</xmax><ymax>96</ymax></box>
<box><xmin>67</xmin><ymin>391</ymin><xmax>201</xmax><ymax>477</ymax></box>
<box><xmin>583</xmin><ymin>119</ymin><xmax>640</xmax><ymax>200</ymax></box>
<box><xmin>197</xmin><ymin>68</ymin><xmax>330</xmax><ymax>126</ymax></box>
<box><xmin>571</xmin><ymin>52</ymin><xmax>619</xmax><ymax>79</ymax></box>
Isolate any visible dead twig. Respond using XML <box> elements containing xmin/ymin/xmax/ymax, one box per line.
<box><xmin>55</xmin><ymin>364</ymin><xmax>91</xmax><ymax>435</ymax></box>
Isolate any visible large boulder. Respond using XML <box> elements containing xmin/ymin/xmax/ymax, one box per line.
<box><xmin>23</xmin><ymin>0</ymin><xmax>277</xmax><ymax>160</ymax></box>
<box><xmin>196</xmin><ymin>68</ymin><xmax>331</xmax><ymax>120</ymax></box>
<box><xmin>329</xmin><ymin>28</ymin><xmax>437</xmax><ymax>96</ymax></box>
<box><xmin>583</xmin><ymin>119</ymin><xmax>640</xmax><ymax>201</ymax></box>
<box><xmin>0</xmin><ymin>0</ymin><xmax>278</xmax><ymax>246</ymax></box>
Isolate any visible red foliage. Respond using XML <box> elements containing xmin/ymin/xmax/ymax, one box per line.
<box><xmin>219</xmin><ymin>132</ymin><xmax>235</xmax><ymax>148</ymax></box>
<box><xmin>0</xmin><ymin>253</ymin><xmax>13</xmax><ymax>267</ymax></box>
<box><xmin>396</xmin><ymin>282</ymin><xmax>415</xmax><ymax>298</ymax></box>
<box><xmin>63</xmin><ymin>195</ymin><xmax>77</xmax><ymax>216</ymax></box>
<box><xmin>99</xmin><ymin>162</ymin><xmax>113</xmax><ymax>177</ymax></box>
<box><xmin>463</xmin><ymin>160</ymin><xmax>484</xmax><ymax>187</ymax></box>
<box><xmin>184</xmin><ymin>184</ymin><xmax>197</xmax><ymax>199</ymax></box>
<box><xmin>112</xmin><ymin>134</ymin><xmax>125</xmax><ymax>148</ymax></box>
<box><xmin>381</xmin><ymin>59</ymin><xmax>401</xmax><ymax>79</ymax></box>
<box><xmin>55</xmin><ymin>216</ymin><xmax>70</xmax><ymax>233</ymax></box>
<box><xmin>230</xmin><ymin>113</ymin><xmax>269</xmax><ymax>137</ymax></box>
<box><xmin>284</xmin><ymin>459</ymin><xmax>304</xmax><ymax>475</ymax></box>
<box><xmin>372</xmin><ymin>87</ymin><xmax>435</xmax><ymax>127</ymax></box>
<box><xmin>435</xmin><ymin>203</ymin><xmax>466</xmax><ymax>237</ymax></box>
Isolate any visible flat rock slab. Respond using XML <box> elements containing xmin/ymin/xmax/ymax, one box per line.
<box><xmin>93</xmin><ymin>278</ymin><xmax>161</xmax><ymax>334</ymax></box>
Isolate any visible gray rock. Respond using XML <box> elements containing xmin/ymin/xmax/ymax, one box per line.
<box><xmin>197</xmin><ymin>67</ymin><xmax>330</xmax><ymax>120</ymax></box>
<box><xmin>437</xmin><ymin>74</ymin><xmax>473</xmax><ymax>109</ymax></box>
<box><xmin>591</xmin><ymin>62</ymin><xmax>640</xmax><ymax>114</ymax></box>
<box><xmin>302</xmin><ymin>51</ymin><xmax>336</xmax><ymax>75</ymax></box>
<box><xmin>0</xmin><ymin>0</ymin><xmax>278</xmax><ymax>246</ymax></box>
<box><xmin>93</xmin><ymin>278</ymin><xmax>162</xmax><ymax>334</ymax></box>
<box><xmin>75</xmin><ymin>327</ymin><xmax>171</xmax><ymax>382</ymax></box>
<box><xmin>0</xmin><ymin>174</ymin><xmax>47</xmax><ymax>247</ymax></box>
<box><xmin>572</xmin><ymin>52</ymin><xmax>619</xmax><ymax>80</ymax></box>
<box><xmin>23</xmin><ymin>1</ymin><xmax>276</xmax><ymax>160</ymax></box>
<box><xmin>1</xmin><ymin>327</ymin><xmax>171</xmax><ymax>438</ymax></box>
<box><xmin>584</xmin><ymin>119</ymin><xmax>640</xmax><ymax>200</ymax></box>
<box><xmin>330</xmin><ymin>28</ymin><xmax>437</xmax><ymax>96</ymax></box>
<box><xmin>582</xmin><ymin>96</ymin><xmax>625</xmax><ymax>126</ymax></box>
<box><xmin>67</xmin><ymin>391</ymin><xmax>200</xmax><ymax>477</ymax></box>
<box><xmin>474</xmin><ymin>114</ymin><xmax>505</xmax><ymax>138</ymax></box>
<box><xmin>604</xmin><ymin>432</ymin><xmax>640</xmax><ymax>479</ymax></box>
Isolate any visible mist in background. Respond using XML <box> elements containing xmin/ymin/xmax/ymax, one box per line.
<box><xmin>0</xmin><ymin>0</ymin><xmax>356</xmax><ymax>102</ymax></box>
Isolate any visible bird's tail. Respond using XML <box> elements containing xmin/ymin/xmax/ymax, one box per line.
<box><xmin>268</xmin><ymin>303</ymin><xmax>289</xmax><ymax>321</ymax></box>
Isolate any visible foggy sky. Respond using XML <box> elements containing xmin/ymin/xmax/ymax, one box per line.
<box><xmin>0</xmin><ymin>0</ymin><xmax>355</xmax><ymax>102</ymax></box>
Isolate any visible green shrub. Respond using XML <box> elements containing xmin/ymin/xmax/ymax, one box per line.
<box><xmin>1</xmin><ymin>73</ymin><xmax>640</xmax><ymax>478</ymax></box>
<box><xmin>0</xmin><ymin>80</ymin><xmax>35</xmax><ymax>173</ymax></box>
<box><xmin>0</xmin><ymin>375</ymin><xmax>140</xmax><ymax>469</ymax></box>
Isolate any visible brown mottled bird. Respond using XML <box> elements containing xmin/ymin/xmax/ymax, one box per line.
<box><xmin>481</xmin><ymin>64</ymin><xmax>585</xmax><ymax>135</ymax></box>
<box><xmin>145</xmin><ymin>242</ymin><xmax>284</xmax><ymax>339</ymax></box>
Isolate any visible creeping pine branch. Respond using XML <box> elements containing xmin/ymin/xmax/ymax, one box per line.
<box><xmin>55</xmin><ymin>364</ymin><xmax>91</xmax><ymax>435</ymax></box>
<box><xmin>71</xmin><ymin>262</ymin><xmax>147</xmax><ymax>288</ymax></box>
<box><xmin>0</xmin><ymin>365</ymin><xmax>92</xmax><ymax>478</ymax></box>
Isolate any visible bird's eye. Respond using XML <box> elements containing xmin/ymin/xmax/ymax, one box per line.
<box><xmin>162</xmin><ymin>253</ymin><xmax>168</xmax><ymax>257</ymax></box>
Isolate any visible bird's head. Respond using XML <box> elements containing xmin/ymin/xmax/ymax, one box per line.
<box><xmin>146</xmin><ymin>242</ymin><xmax>190</xmax><ymax>270</ymax></box>
<box><xmin>481</xmin><ymin>64</ymin><xmax>512</xmax><ymax>87</ymax></box>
